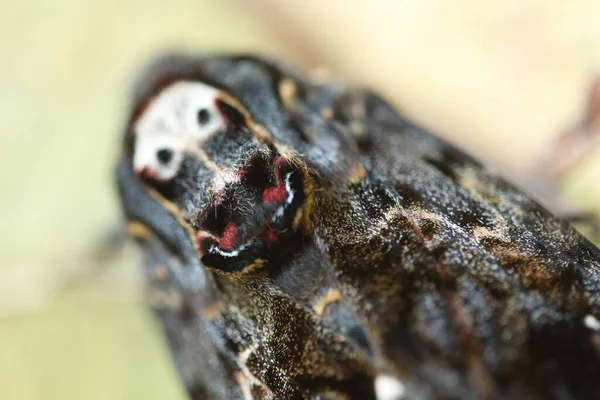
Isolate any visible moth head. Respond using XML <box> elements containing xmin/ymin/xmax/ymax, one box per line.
<box><xmin>132</xmin><ymin>81</ymin><xmax>227</xmax><ymax>181</ymax></box>
<box><xmin>123</xmin><ymin>54</ymin><xmax>365</xmax><ymax>275</ymax></box>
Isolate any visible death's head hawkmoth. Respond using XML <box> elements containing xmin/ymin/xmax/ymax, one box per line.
<box><xmin>116</xmin><ymin>54</ymin><xmax>600</xmax><ymax>399</ymax></box>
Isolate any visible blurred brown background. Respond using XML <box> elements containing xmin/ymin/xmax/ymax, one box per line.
<box><xmin>1</xmin><ymin>1</ymin><xmax>599</xmax><ymax>399</ymax></box>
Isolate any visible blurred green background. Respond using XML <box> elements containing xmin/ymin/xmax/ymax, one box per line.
<box><xmin>1</xmin><ymin>1</ymin><xmax>599</xmax><ymax>399</ymax></box>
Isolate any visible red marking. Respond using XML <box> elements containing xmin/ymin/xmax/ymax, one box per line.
<box><xmin>262</xmin><ymin>182</ymin><xmax>287</xmax><ymax>204</ymax></box>
<box><xmin>135</xmin><ymin>166</ymin><xmax>162</xmax><ymax>182</ymax></box>
<box><xmin>134</xmin><ymin>166</ymin><xmax>146</xmax><ymax>176</ymax></box>
<box><xmin>219</xmin><ymin>222</ymin><xmax>238</xmax><ymax>250</ymax></box>
<box><xmin>262</xmin><ymin>227</ymin><xmax>279</xmax><ymax>244</ymax></box>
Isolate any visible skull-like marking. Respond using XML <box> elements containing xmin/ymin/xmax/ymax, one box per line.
<box><xmin>133</xmin><ymin>81</ymin><xmax>227</xmax><ymax>181</ymax></box>
<box><xmin>130</xmin><ymin>74</ymin><xmax>314</xmax><ymax>275</ymax></box>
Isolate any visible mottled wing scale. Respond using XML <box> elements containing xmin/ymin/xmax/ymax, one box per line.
<box><xmin>117</xmin><ymin>54</ymin><xmax>600</xmax><ymax>399</ymax></box>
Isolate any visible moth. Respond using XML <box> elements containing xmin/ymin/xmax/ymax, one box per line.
<box><xmin>116</xmin><ymin>54</ymin><xmax>600</xmax><ymax>400</ymax></box>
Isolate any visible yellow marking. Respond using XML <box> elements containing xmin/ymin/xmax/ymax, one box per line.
<box><xmin>473</xmin><ymin>224</ymin><xmax>522</xmax><ymax>261</ymax></box>
<box><xmin>201</xmin><ymin>302</ymin><xmax>221</xmax><ymax>320</ymax></box>
<box><xmin>240</xmin><ymin>258</ymin><xmax>267</xmax><ymax>276</ymax></box>
<box><xmin>278</xmin><ymin>78</ymin><xmax>298</xmax><ymax>109</ymax></box>
<box><xmin>347</xmin><ymin>162</ymin><xmax>366</xmax><ymax>184</ymax></box>
<box><xmin>218</xmin><ymin>92</ymin><xmax>273</xmax><ymax>143</ymax></box>
<box><xmin>127</xmin><ymin>221</ymin><xmax>153</xmax><ymax>239</ymax></box>
<box><xmin>234</xmin><ymin>372</ymin><xmax>254</xmax><ymax>400</ymax></box>
<box><xmin>349</xmin><ymin>120</ymin><xmax>366</xmax><ymax>137</ymax></box>
<box><xmin>320</xmin><ymin>107</ymin><xmax>334</xmax><ymax>119</ymax></box>
<box><xmin>206</xmin><ymin>258</ymin><xmax>268</xmax><ymax>279</ymax></box>
<box><xmin>472</xmin><ymin>225</ymin><xmax>509</xmax><ymax>242</ymax></box>
<box><xmin>153</xmin><ymin>264</ymin><xmax>169</xmax><ymax>281</ymax></box>
<box><xmin>292</xmin><ymin>206</ymin><xmax>305</xmax><ymax>231</ymax></box>
<box><xmin>249</xmin><ymin>121</ymin><xmax>273</xmax><ymax>143</ymax></box>
<box><xmin>313</xmin><ymin>288</ymin><xmax>342</xmax><ymax>315</ymax></box>
<box><xmin>301</xmin><ymin>170</ymin><xmax>316</xmax><ymax>232</ymax></box>
<box><xmin>145</xmin><ymin>186</ymin><xmax>197</xmax><ymax>245</ymax></box>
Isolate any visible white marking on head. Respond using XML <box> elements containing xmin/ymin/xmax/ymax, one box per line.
<box><xmin>270</xmin><ymin>172</ymin><xmax>295</xmax><ymax>223</ymax></box>
<box><xmin>209</xmin><ymin>240</ymin><xmax>255</xmax><ymax>258</ymax></box>
<box><xmin>584</xmin><ymin>315</ymin><xmax>600</xmax><ymax>331</ymax></box>
<box><xmin>374</xmin><ymin>374</ymin><xmax>406</xmax><ymax>400</ymax></box>
<box><xmin>212</xmin><ymin>169</ymin><xmax>240</xmax><ymax>194</ymax></box>
<box><xmin>133</xmin><ymin>81</ymin><xmax>226</xmax><ymax>181</ymax></box>
<box><xmin>284</xmin><ymin>172</ymin><xmax>295</xmax><ymax>205</ymax></box>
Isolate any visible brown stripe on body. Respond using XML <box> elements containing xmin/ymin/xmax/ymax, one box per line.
<box><xmin>446</xmin><ymin>290</ymin><xmax>496</xmax><ymax>400</ymax></box>
<box><xmin>217</xmin><ymin>92</ymin><xmax>274</xmax><ymax>144</ymax></box>
<box><xmin>205</xmin><ymin>258</ymin><xmax>269</xmax><ymax>279</ymax></box>
<box><xmin>145</xmin><ymin>185</ymin><xmax>197</xmax><ymax>244</ymax></box>
<box><xmin>401</xmin><ymin>205</ymin><xmax>496</xmax><ymax>397</ymax></box>
<box><xmin>188</xmin><ymin>143</ymin><xmax>222</xmax><ymax>172</ymax></box>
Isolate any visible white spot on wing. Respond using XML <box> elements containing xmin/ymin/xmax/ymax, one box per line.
<box><xmin>584</xmin><ymin>315</ymin><xmax>600</xmax><ymax>331</ymax></box>
<box><xmin>375</xmin><ymin>374</ymin><xmax>405</xmax><ymax>400</ymax></box>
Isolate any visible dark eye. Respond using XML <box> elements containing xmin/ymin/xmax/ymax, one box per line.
<box><xmin>197</xmin><ymin>108</ymin><xmax>211</xmax><ymax>126</ymax></box>
<box><xmin>157</xmin><ymin>148</ymin><xmax>173</xmax><ymax>165</ymax></box>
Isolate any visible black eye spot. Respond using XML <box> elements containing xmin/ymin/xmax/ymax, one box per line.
<box><xmin>157</xmin><ymin>148</ymin><xmax>173</xmax><ymax>165</ymax></box>
<box><xmin>197</xmin><ymin>108</ymin><xmax>211</xmax><ymax>126</ymax></box>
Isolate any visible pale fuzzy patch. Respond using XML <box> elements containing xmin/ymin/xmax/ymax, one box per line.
<box><xmin>211</xmin><ymin>169</ymin><xmax>240</xmax><ymax>195</ymax></box>
<box><xmin>374</xmin><ymin>374</ymin><xmax>406</xmax><ymax>400</ymax></box>
<box><xmin>456</xmin><ymin>166</ymin><xmax>480</xmax><ymax>192</ymax></box>
<box><xmin>584</xmin><ymin>314</ymin><xmax>600</xmax><ymax>331</ymax></box>
<box><xmin>472</xmin><ymin>224</ymin><xmax>509</xmax><ymax>242</ymax></box>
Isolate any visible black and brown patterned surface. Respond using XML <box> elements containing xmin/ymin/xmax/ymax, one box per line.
<box><xmin>118</xmin><ymin>55</ymin><xmax>600</xmax><ymax>399</ymax></box>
